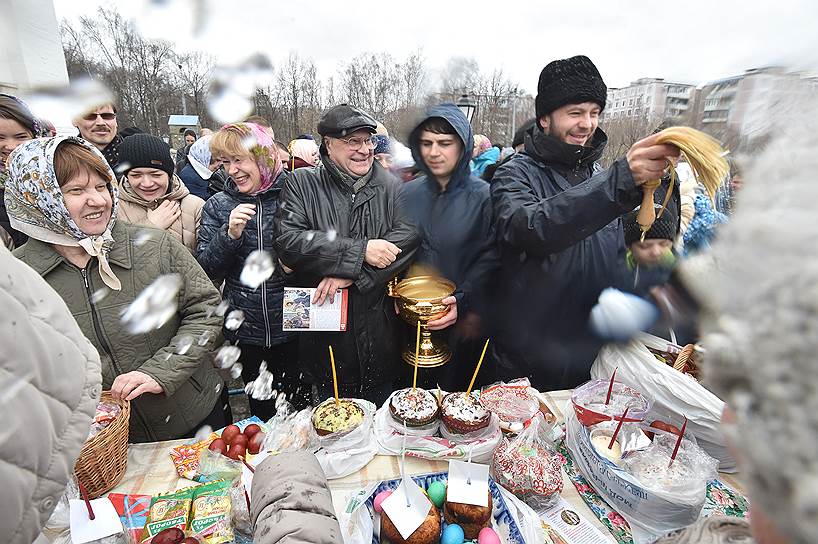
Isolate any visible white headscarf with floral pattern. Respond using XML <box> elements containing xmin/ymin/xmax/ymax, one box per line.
<box><xmin>4</xmin><ymin>136</ymin><xmax>121</xmax><ymax>290</ymax></box>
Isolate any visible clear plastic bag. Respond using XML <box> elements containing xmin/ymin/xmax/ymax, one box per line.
<box><xmin>591</xmin><ymin>338</ymin><xmax>736</xmax><ymax>472</ymax></box>
<box><xmin>571</xmin><ymin>378</ymin><xmax>653</xmax><ymax>427</ymax></box>
<box><xmin>565</xmin><ymin>401</ymin><xmax>716</xmax><ymax>544</ymax></box>
<box><xmin>197</xmin><ymin>448</ymin><xmax>242</xmax><ymax>483</ymax></box>
<box><xmin>43</xmin><ymin>478</ymin><xmax>130</xmax><ymax>544</ymax></box>
<box><xmin>373</xmin><ymin>402</ymin><xmax>500</xmax><ymax>462</ymax></box>
<box><xmin>311</xmin><ymin>399</ymin><xmax>376</xmax><ymax>452</ymax></box>
<box><xmin>478</xmin><ymin>378</ymin><xmax>540</xmax><ymax>431</ymax></box>
<box><xmin>310</xmin><ymin>399</ymin><xmax>379</xmax><ymax>479</ymax></box>
<box><xmin>490</xmin><ymin>413</ymin><xmax>563</xmax><ymax>510</ymax></box>
<box><xmin>230</xmin><ymin>480</ymin><xmax>253</xmax><ymax>542</ymax></box>
<box><xmin>262</xmin><ymin>406</ymin><xmax>319</xmax><ymax>453</ymax></box>
<box><xmin>622</xmin><ymin>431</ymin><xmax>718</xmax><ymax>495</ymax></box>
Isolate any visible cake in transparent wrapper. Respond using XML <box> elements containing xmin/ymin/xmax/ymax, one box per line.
<box><xmin>490</xmin><ymin>413</ymin><xmax>563</xmax><ymax>510</ymax></box>
<box><xmin>571</xmin><ymin>379</ymin><xmax>652</xmax><ymax>426</ymax></box>
<box><xmin>479</xmin><ymin>378</ymin><xmax>540</xmax><ymax>433</ymax></box>
<box><xmin>622</xmin><ymin>431</ymin><xmax>718</xmax><ymax>494</ymax></box>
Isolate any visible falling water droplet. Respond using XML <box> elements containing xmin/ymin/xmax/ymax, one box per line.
<box><xmin>194</xmin><ymin>425</ymin><xmax>213</xmax><ymax>441</ymax></box>
<box><xmin>207</xmin><ymin>300</ymin><xmax>230</xmax><ymax>318</ymax></box>
<box><xmin>207</xmin><ymin>80</ymin><xmax>253</xmax><ymax>125</ymax></box>
<box><xmin>240</xmin><ymin>250</ymin><xmax>273</xmax><ymax>288</ymax></box>
<box><xmin>215</xmin><ymin>345</ymin><xmax>242</xmax><ymax>369</ymax></box>
<box><xmin>134</xmin><ymin>230</ymin><xmax>153</xmax><ymax>247</ymax></box>
<box><xmin>176</xmin><ymin>335</ymin><xmax>193</xmax><ymax>355</ymax></box>
<box><xmin>224</xmin><ymin>310</ymin><xmax>245</xmax><ymax>330</ymax></box>
<box><xmin>120</xmin><ymin>274</ymin><xmax>181</xmax><ymax>334</ymax></box>
<box><xmin>91</xmin><ymin>287</ymin><xmax>109</xmax><ymax>304</ymax></box>
<box><xmin>244</xmin><ymin>360</ymin><xmax>278</xmax><ymax>400</ymax></box>
<box><xmin>305</xmin><ymin>232</ymin><xmax>315</xmax><ymax>242</ymax></box>
<box><xmin>326</xmin><ymin>229</ymin><xmax>337</xmax><ymax>242</ymax></box>
<box><xmin>198</xmin><ymin>330</ymin><xmax>215</xmax><ymax>346</ymax></box>
<box><xmin>22</xmin><ymin>78</ymin><xmax>115</xmax><ymax>130</ymax></box>
<box><xmin>114</xmin><ymin>161</ymin><xmax>131</xmax><ymax>176</ymax></box>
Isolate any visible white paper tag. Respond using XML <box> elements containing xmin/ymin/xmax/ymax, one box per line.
<box><xmin>381</xmin><ymin>478</ymin><xmax>432</xmax><ymax>540</ymax></box>
<box><xmin>447</xmin><ymin>459</ymin><xmax>490</xmax><ymax>507</ymax></box>
<box><xmin>242</xmin><ymin>450</ymin><xmax>271</xmax><ymax>500</ymax></box>
<box><xmin>69</xmin><ymin>498</ymin><xmax>123</xmax><ymax>544</ymax></box>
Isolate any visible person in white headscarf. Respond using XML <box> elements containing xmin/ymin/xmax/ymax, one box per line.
<box><xmin>178</xmin><ymin>134</ymin><xmax>229</xmax><ymax>200</ymax></box>
<box><xmin>287</xmin><ymin>138</ymin><xmax>320</xmax><ymax>171</ymax></box>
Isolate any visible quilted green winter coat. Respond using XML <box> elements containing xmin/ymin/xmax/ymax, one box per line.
<box><xmin>14</xmin><ymin>221</ymin><xmax>224</xmax><ymax>442</ymax></box>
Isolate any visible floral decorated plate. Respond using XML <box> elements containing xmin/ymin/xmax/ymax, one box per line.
<box><xmin>366</xmin><ymin>471</ymin><xmax>526</xmax><ymax>543</ymax></box>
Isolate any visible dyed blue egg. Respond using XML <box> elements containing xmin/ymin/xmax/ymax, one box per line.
<box><xmin>441</xmin><ymin>523</ymin><xmax>465</xmax><ymax>544</ymax></box>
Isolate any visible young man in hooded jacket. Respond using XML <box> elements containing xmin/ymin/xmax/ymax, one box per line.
<box><xmin>489</xmin><ymin>55</ymin><xmax>680</xmax><ymax>390</ymax></box>
<box><xmin>402</xmin><ymin>104</ymin><xmax>500</xmax><ymax>389</ymax></box>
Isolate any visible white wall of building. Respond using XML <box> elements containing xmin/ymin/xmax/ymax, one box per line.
<box><xmin>0</xmin><ymin>0</ymin><xmax>69</xmax><ymax>93</ymax></box>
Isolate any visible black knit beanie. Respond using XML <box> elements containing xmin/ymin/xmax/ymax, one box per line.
<box><xmin>623</xmin><ymin>205</ymin><xmax>678</xmax><ymax>246</ymax></box>
<box><xmin>119</xmin><ymin>134</ymin><xmax>175</xmax><ymax>178</ymax></box>
<box><xmin>535</xmin><ymin>55</ymin><xmax>607</xmax><ymax>119</ymax></box>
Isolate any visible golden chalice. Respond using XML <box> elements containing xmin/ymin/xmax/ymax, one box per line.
<box><xmin>391</xmin><ymin>275</ymin><xmax>456</xmax><ymax>368</ymax></box>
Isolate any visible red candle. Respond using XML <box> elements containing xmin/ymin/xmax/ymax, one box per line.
<box><xmin>668</xmin><ymin>416</ymin><xmax>688</xmax><ymax>467</ymax></box>
<box><xmin>605</xmin><ymin>368</ymin><xmax>618</xmax><ymax>405</ymax></box>
<box><xmin>608</xmin><ymin>406</ymin><xmax>630</xmax><ymax>451</ymax></box>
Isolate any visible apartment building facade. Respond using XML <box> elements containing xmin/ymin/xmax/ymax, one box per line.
<box><xmin>603</xmin><ymin>78</ymin><xmax>697</xmax><ymax>122</ymax></box>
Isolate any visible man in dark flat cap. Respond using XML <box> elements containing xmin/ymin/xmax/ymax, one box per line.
<box><xmin>274</xmin><ymin>104</ymin><xmax>419</xmax><ymax>404</ymax></box>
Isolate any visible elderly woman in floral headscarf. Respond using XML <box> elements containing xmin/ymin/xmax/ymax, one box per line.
<box><xmin>6</xmin><ymin>136</ymin><xmax>228</xmax><ymax>443</ymax></box>
<box><xmin>197</xmin><ymin>122</ymin><xmax>308</xmax><ymax>419</ymax></box>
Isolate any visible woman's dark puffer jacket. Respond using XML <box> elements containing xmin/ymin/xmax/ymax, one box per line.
<box><xmin>197</xmin><ymin>174</ymin><xmax>293</xmax><ymax>347</ymax></box>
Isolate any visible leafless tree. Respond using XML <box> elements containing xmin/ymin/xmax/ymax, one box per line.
<box><xmin>599</xmin><ymin>113</ymin><xmax>663</xmax><ymax>167</ymax></box>
<box><xmin>174</xmin><ymin>51</ymin><xmax>215</xmax><ymax>127</ymax></box>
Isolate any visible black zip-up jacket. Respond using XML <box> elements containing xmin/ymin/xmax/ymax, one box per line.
<box><xmin>273</xmin><ymin>158</ymin><xmax>420</xmax><ymax>392</ymax></box>
<box><xmin>197</xmin><ymin>174</ymin><xmax>293</xmax><ymax>347</ymax></box>
<box><xmin>489</xmin><ymin>126</ymin><xmax>643</xmax><ymax>390</ymax></box>
<box><xmin>404</xmin><ymin>104</ymin><xmax>499</xmax><ymax>316</ymax></box>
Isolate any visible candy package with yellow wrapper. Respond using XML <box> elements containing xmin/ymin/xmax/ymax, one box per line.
<box><xmin>170</xmin><ymin>432</ymin><xmax>218</xmax><ymax>482</ymax></box>
<box><xmin>189</xmin><ymin>479</ymin><xmax>234</xmax><ymax>544</ymax></box>
<box><xmin>139</xmin><ymin>486</ymin><xmax>196</xmax><ymax>543</ymax></box>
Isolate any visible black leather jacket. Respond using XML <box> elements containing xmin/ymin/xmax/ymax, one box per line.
<box><xmin>489</xmin><ymin>127</ymin><xmax>643</xmax><ymax>390</ymax></box>
<box><xmin>274</xmin><ymin>158</ymin><xmax>420</xmax><ymax>390</ymax></box>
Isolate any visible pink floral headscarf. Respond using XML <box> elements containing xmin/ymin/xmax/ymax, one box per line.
<box><xmin>220</xmin><ymin>122</ymin><xmax>283</xmax><ymax>194</ymax></box>
<box><xmin>473</xmin><ymin>134</ymin><xmax>492</xmax><ymax>156</ymax></box>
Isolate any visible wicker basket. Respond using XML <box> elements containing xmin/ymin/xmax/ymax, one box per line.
<box><xmin>673</xmin><ymin>344</ymin><xmax>701</xmax><ymax>379</ymax></box>
<box><xmin>74</xmin><ymin>391</ymin><xmax>130</xmax><ymax>498</ymax></box>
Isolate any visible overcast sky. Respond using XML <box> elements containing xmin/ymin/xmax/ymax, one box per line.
<box><xmin>53</xmin><ymin>0</ymin><xmax>818</xmax><ymax>94</ymax></box>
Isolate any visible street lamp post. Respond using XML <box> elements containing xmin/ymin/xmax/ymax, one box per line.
<box><xmin>177</xmin><ymin>63</ymin><xmax>188</xmax><ymax>115</ymax></box>
<box><xmin>457</xmin><ymin>93</ymin><xmax>477</xmax><ymax>124</ymax></box>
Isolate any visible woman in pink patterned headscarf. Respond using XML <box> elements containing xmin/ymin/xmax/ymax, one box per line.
<box><xmin>471</xmin><ymin>134</ymin><xmax>500</xmax><ymax>177</ymax></box>
<box><xmin>197</xmin><ymin>122</ymin><xmax>310</xmax><ymax>419</ymax></box>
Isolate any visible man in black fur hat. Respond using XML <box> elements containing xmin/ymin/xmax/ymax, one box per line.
<box><xmin>488</xmin><ymin>55</ymin><xmax>681</xmax><ymax>390</ymax></box>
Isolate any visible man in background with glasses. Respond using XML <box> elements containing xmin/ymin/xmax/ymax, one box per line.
<box><xmin>274</xmin><ymin>104</ymin><xmax>419</xmax><ymax>404</ymax></box>
<box><xmin>73</xmin><ymin>104</ymin><xmax>121</xmax><ymax>171</ymax></box>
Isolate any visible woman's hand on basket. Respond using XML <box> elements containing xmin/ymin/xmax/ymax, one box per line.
<box><xmin>111</xmin><ymin>371</ymin><xmax>164</xmax><ymax>401</ymax></box>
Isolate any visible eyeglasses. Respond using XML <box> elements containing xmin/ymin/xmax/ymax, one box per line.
<box><xmin>82</xmin><ymin>112</ymin><xmax>116</xmax><ymax>121</ymax></box>
<box><xmin>337</xmin><ymin>135</ymin><xmax>377</xmax><ymax>151</ymax></box>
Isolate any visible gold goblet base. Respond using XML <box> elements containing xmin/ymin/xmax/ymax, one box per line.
<box><xmin>401</xmin><ymin>341</ymin><xmax>452</xmax><ymax>368</ymax></box>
